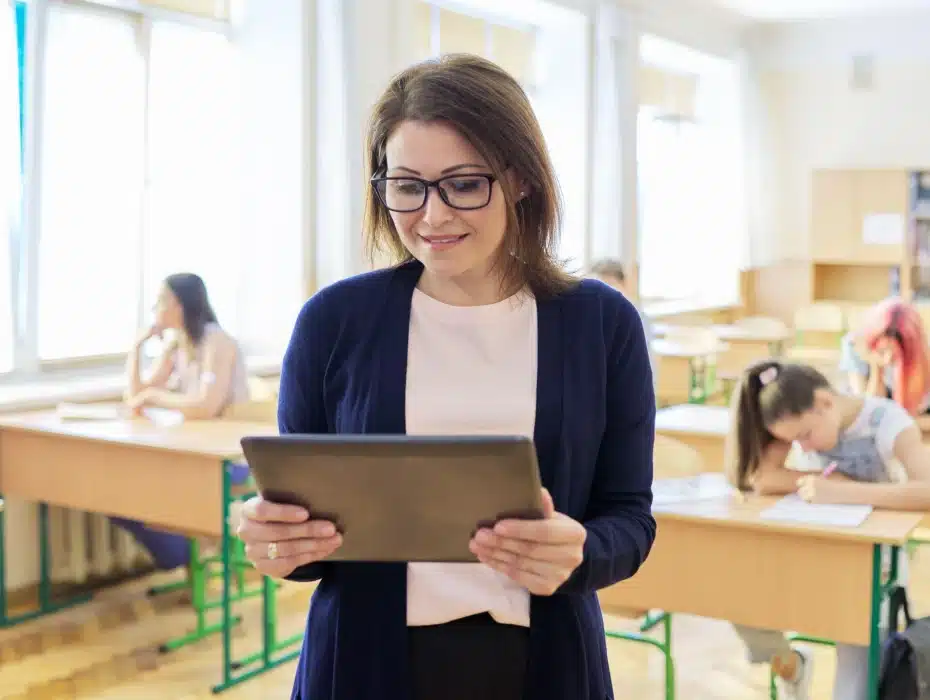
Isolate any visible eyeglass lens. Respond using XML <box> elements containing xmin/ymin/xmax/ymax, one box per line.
<box><xmin>376</xmin><ymin>176</ymin><xmax>491</xmax><ymax>211</ymax></box>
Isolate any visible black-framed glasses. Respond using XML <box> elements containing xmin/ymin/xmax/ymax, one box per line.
<box><xmin>371</xmin><ymin>174</ymin><xmax>497</xmax><ymax>212</ymax></box>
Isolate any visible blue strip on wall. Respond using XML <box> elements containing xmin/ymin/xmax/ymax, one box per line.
<box><xmin>14</xmin><ymin>1</ymin><xmax>26</xmax><ymax>174</ymax></box>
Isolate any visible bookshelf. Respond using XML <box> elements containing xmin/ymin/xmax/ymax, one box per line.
<box><xmin>902</xmin><ymin>171</ymin><xmax>930</xmax><ymax>301</ymax></box>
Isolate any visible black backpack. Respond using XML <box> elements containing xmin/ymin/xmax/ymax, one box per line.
<box><xmin>880</xmin><ymin>585</ymin><xmax>930</xmax><ymax>700</ymax></box>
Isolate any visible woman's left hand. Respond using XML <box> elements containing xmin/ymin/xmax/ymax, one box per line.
<box><xmin>469</xmin><ymin>488</ymin><xmax>586</xmax><ymax>596</ymax></box>
<box><xmin>797</xmin><ymin>475</ymin><xmax>850</xmax><ymax>504</ymax></box>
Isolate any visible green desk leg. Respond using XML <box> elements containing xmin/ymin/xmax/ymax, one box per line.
<box><xmin>606</xmin><ymin>611</ymin><xmax>675</xmax><ymax>700</ymax></box>
<box><xmin>0</xmin><ymin>499</ymin><xmax>91</xmax><ymax>627</ymax></box>
<box><xmin>211</xmin><ymin>460</ymin><xmax>302</xmax><ymax>694</ymax></box>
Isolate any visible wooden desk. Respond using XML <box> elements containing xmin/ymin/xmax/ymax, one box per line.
<box><xmin>655</xmin><ymin>405</ymin><xmax>729</xmax><ymax>471</ymax></box>
<box><xmin>653</xmin><ymin>323</ymin><xmax>788</xmax><ymax>348</ymax></box>
<box><xmin>653</xmin><ymin>323</ymin><xmax>788</xmax><ymax>379</ymax></box>
<box><xmin>652</xmin><ymin>340</ymin><xmax>730</xmax><ymax>406</ymax></box>
<box><xmin>0</xmin><ymin>407</ymin><xmax>289</xmax><ymax>693</ymax></box>
<box><xmin>600</xmin><ymin>492</ymin><xmax>922</xmax><ymax>699</ymax></box>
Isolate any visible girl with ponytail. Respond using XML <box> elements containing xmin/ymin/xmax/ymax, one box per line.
<box><xmin>728</xmin><ymin>359</ymin><xmax>930</xmax><ymax>699</ymax></box>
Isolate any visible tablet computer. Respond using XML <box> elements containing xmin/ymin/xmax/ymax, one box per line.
<box><xmin>240</xmin><ymin>434</ymin><xmax>545</xmax><ymax>563</ymax></box>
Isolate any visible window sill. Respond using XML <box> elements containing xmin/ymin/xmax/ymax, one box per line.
<box><xmin>0</xmin><ymin>355</ymin><xmax>281</xmax><ymax>414</ymax></box>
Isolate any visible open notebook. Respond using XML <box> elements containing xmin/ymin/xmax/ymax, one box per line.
<box><xmin>759</xmin><ymin>494</ymin><xmax>873</xmax><ymax>528</ymax></box>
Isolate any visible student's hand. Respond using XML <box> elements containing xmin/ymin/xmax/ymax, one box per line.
<box><xmin>125</xmin><ymin>388</ymin><xmax>154</xmax><ymax>415</ymax></box>
<box><xmin>237</xmin><ymin>496</ymin><xmax>343</xmax><ymax>579</ymax></box>
<box><xmin>796</xmin><ymin>475</ymin><xmax>852</xmax><ymax>504</ymax></box>
<box><xmin>135</xmin><ymin>324</ymin><xmax>162</xmax><ymax>348</ymax></box>
<box><xmin>469</xmin><ymin>488</ymin><xmax>586</xmax><ymax>596</ymax></box>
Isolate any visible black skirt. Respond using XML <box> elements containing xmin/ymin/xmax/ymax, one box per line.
<box><xmin>408</xmin><ymin>613</ymin><xmax>529</xmax><ymax>700</ymax></box>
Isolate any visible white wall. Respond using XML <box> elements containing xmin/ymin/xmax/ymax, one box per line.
<box><xmin>747</xmin><ymin>12</ymin><xmax>930</xmax><ymax>264</ymax></box>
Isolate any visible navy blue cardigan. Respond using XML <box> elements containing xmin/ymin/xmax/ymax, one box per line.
<box><xmin>277</xmin><ymin>260</ymin><xmax>656</xmax><ymax>700</ymax></box>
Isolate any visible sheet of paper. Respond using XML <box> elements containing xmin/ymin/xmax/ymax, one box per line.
<box><xmin>759</xmin><ymin>494</ymin><xmax>873</xmax><ymax>528</ymax></box>
<box><xmin>862</xmin><ymin>213</ymin><xmax>904</xmax><ymax>245</ymax></box>
<box><xmin>652</xmin><ymin>473</ymin><xmax>732</xmax><ymax>506</ymax></box>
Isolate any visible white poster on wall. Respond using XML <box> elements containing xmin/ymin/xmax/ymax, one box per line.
<box><xmin>862</xmin><ymin>213</ymin><xmax>904</xmax><ymax>246</ymax></box>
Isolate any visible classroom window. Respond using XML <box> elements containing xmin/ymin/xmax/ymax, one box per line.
<box><xmin>636</xmin><ymin>36</ymin><xmax>745</xmax><ymax>304</ymax></box>
<box><xmin>37</xmin><ymin>5</ymin><xmax>146</xmax><ymax>361</ymax></box>
<box><xmin>5</xmin><ymin>2</ymin><xmax>243</xmax><ymax>373</ymax></box>
<box><xmin>0</xmin><ymin>2</ymin><xmax>24</xmax><ymax>374</ymax></box>
<box><xmin>142</xmin><ymin>19</ymin><xmax>241</xmax><ymax>337</ymax></box>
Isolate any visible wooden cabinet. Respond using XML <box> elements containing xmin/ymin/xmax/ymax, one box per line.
<box><xmin>810</xmin><ymin>169</ymin><xmax>907</xmax><ymax>265</ymax></box>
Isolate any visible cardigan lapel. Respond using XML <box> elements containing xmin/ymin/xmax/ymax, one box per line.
<box><xmin>527</xmin><ymin>295</ymin><xmax>588</xmax><ymax>700</ymax></box>
<box><xmin>334</xmin><ymin>261</ymin><xmax>422</xmax><ymax>700</ymax></box>
<box><xmin>370</xmin><ymin>260</ymin><xmax>421</xmax><ymax>435</ymax></box>
<box><xmin>532</xmin><ymin>295</ymin><xmax>564</xmax><ymax>496</ymax></box>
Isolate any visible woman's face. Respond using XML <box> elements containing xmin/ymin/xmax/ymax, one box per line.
<box><xmin>153</xmin><ymin>284</ymin><xmax>183</xmax><ymax>331</ymax></box>
<box><xmin>766</xmin><ymin>389</ymin><xmax>841</xmax><ymax>452</ymax></box>
<box><xmin>382</xmin><ymin>120</ymin><xmax>512</xmax><ymax>284</ymax></box>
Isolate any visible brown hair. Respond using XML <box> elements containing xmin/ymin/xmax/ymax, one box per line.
<box><xmin>730</xmin><ymin>360</ymin><xmax>831</xmax><ymax>490</ymax></box>
<box><xmin>589</xmin><ymin>259</ymin><xmax>626</xmax><ymax>283</ymax></box>
<box><xmin>362</xmin><ymin>53</ymin><xmax>576</xmax><ymax>299</ymax></box>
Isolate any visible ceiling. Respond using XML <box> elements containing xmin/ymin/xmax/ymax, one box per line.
<box><xmin>709</xmin><ymin>0</ymin><xmax>930</xmax><ymax>20</ymax></box>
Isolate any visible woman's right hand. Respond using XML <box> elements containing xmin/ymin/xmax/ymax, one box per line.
<box><xmin>237</xmin><ymin>496</ymin><xmax>343</xmax><ymax>578</ymax></box>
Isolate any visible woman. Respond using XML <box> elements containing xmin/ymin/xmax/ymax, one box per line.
<box><xmin>236</xmin><ymin>54</ymin><xmax>656</xmax><ymax>700</ymax></box>
<box><xmin>119</xmin><ymin>272</ymin><xmax>249</xmax><ymax>570</ymax></box>
<box><xmin>840</xmin><ymin>297</ymin><xmax>930</xmax><ymax>429</ymax></box>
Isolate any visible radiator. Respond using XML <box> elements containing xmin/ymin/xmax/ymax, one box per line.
<box><xmin>48</xmin><ymin>507</ymin><xmax>151</xmax><ymax>584</ymax></box>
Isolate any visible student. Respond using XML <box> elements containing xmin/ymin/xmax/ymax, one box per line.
<box><xmin>840</xmin><ymin>298</ymin><xmax>930</xmax><ymax>429</ymax></box>
<box><xmin>589</xmin><ymin>258</ymin><xmax>658</xmax><ymax>388</ymax></box>
<box><xmin>125</xmin><ymin>272</ymin><xmax>249</xmax><ymax>419</ymax></box>
<box><xmin>117</xmin><ymin>272</ymin><xmax>249</xmax><ymax>570</ymax></box>
<box><xmin>728</xmin><ymin>359</ymin><xmax>930</xmax><ymax>700</ymax></box>
<box><xmin>236</xmin><ymin>54</ymin><xmax>656</xmax><ymax>700</ymax></box>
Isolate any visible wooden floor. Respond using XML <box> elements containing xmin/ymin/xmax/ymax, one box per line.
<box><xmin>2</xmin><ymin>548</ymin><xmax>927</xmax><ymax>700</ymax></box>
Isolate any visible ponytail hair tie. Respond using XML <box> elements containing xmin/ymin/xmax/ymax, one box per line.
<box><xmin>758</xmin><ymin>366</ymin><xmax>778</xmax><ymax>386</ymax></box>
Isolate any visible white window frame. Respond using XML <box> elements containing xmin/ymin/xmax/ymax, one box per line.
<box><xmin>3</xmin><ymin>0</ymin><xmax>235</xmax><ymax>382</ymax></box>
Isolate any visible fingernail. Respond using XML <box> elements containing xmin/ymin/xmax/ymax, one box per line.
<box><xmin>320</xmin><ymin>523</ymin><xmax>335</xmax><ymax>537</ymax></box>
<box><xmin>475</xmin><ymin>530</ymin><xmax>493</xmax><ymax>545</ymax></box>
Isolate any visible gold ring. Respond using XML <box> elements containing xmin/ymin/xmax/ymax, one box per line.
<box><xmin>267</xmin><ymin>542</ymin><xmax>278</xmax><ymax>560</ymax></box>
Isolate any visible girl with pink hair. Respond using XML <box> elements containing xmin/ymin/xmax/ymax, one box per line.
<box><xmin>841</xmin><ymin>298</ymin><xmax>930</xmax><ymax>427</ymax></box>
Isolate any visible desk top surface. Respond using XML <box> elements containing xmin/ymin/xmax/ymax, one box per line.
<box><xmin>0</xmin><ymin>405</ymin><xmax>278</xmax><ymax>459</ymax></box>
<box><xmin>653</xmin><ymin>323</ymin><xmax>791</xmax><ymax>343</ymax></box>
<box><xmin>656</xmin><ymin>404</ymin><xmax>730</xmax><ymax>437</ymax></box>
<box><xmin>651</xmin><ymin>339</ymin><xmax>730</xmax><ymax>358</ymax></box>
<box><xmin>653</xmin><ymin>478</ymin><xmax>923</xmax><ymax>545</ymax></box>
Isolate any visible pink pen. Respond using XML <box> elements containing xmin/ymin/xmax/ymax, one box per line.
<box><xmin>822</xmin><ymin>461</ymin><xmax>838</xmax><ymax>478</ymax></box>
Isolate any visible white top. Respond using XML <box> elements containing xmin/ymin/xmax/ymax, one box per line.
<box><xmin>170</xmin><ymin>322</ymin><xmax>249</xmax><ymax>411</ymax></box>
<box><xmin>405</xmin><ymin>287</ymin><xmax>538</xmax><ymax>627</ymax></box>
<box><xmin>790</xmin><ymin>395</ymin><xmax>913</xmax><ymax>483</ymax></box>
